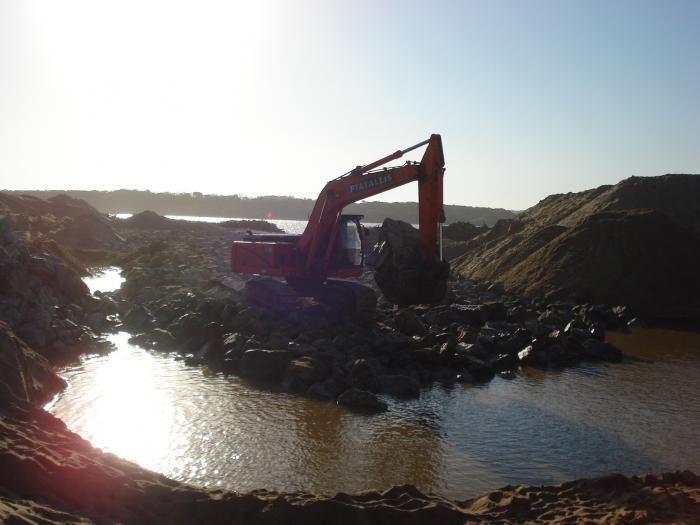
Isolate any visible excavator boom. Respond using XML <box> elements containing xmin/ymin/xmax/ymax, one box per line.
<box><xmin>298</xmin><ymin>134</ymin><xmax>445</xmax><ymax>273</ymax></box>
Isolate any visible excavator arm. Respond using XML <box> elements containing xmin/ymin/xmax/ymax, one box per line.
<box><xmin>298</xmin><ymin>134</ymin><xmax>446</xmax><ymax>272</ymax></box>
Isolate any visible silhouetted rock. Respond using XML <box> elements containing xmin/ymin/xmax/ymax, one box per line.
<box><xmin>337</xmin><ymin>388</ymin><xmax>388</xmax><ymax>412</ymax></box>
<box><xmin>240</xmin><ymin>349</ymin><xmax>293</xmax><ymax>383</ymax></box>
<box><xmin>0</xmin><ymin>321</ymin><xmax>66</xmax><ymax>408</ymax></box>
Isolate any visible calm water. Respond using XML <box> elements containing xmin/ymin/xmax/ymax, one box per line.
<box><xmin>114</xmin><ymin>213</ymin><xmax>382</xmax><ymax>235</ymax></box>
<box><xmin>47</xmin><ymin>269</ymin><xmax>700</xmax><ymax>498</ymax></box>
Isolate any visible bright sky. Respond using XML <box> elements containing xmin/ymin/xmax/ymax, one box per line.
<box><xmin>1</xmin><ymin>0</ymin><xmax>698</xmax><ymax>210</ymax></box>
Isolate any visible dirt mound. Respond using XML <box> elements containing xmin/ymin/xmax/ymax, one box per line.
<box><xmin>452</xmin><ymin>174</ymin><xmax>700</xmax><ymax>318</ymax></box>
<box><xmin>0</xmin><ymin>192</ymin><xmax>124</xmax><ymax>253</ymax></box>
<box><xmin>121</xmin><ymin>210</ymin><xmax>174</xmax><ymax>229</ymax></box>
<box><xmin>442</xmin><ymin>221</ymin><xmax>488</xmax><ymax>241</ymax></box>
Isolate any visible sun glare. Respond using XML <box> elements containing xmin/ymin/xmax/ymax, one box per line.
<box><xmin>80</xmin><ymin>333</ymin><xmax>175</xmax><ymax>471</ymax></box>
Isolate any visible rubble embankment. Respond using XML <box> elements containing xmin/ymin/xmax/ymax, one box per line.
<box><xmin>108</xmin><ymin>213</ymin><xmax>631</xmax><ymax>413</ymax></box>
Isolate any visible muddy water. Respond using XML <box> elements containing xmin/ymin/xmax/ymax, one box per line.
<box><xmin>47</xmin><ymin>268</ymin><xmax>700</xmax><ymax>498</ymax></box>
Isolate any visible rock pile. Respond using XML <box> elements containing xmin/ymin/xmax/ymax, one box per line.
<box><xmin>0</xmin><ymin>219</ymin><xmax>113</xmax><ymax>360</ymax></box>
<box><xmin>0</xmin><ymin>192</ymin><xmax>124</xmax><ymax>259</ymax></box>
<box><xmin>111</xmin><ymin>221</ymin><xmax>628</xmax><ymax>413</ymax></box>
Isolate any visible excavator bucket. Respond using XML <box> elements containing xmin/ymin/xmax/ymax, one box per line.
<box><xmin>369</xmin><ymin>218</ymin><xmax>450</xmax><ymax>305</ymax></box>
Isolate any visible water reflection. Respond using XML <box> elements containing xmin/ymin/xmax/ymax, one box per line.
<box><xmin>49</xmin><ymin>319</ymin><xmax>700</xmax><ymax>498</ymax></box>
<box><xmin>76</xmin><ymin>333</ymin><xmax>175</xmax><ymax>471</ymax></box>
<box><xmin>84</xmin><ymin>266</ymin><xmax>125</xmax><ymax>295</ymax></box>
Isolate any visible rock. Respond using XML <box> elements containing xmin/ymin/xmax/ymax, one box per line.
<box><xmin>153</xmin><ymin>304</ymin><xmax>178</xmax><ymax>327</ymax></box>
<box><xmin>127</xmin><ymin>332</ymin><xmax>151</xmax><ymax>348</ymax></box>
<box><xmin>239</xmin><ymin>349</ymin><xmax>293</xmax><ymax>383</ymax></box>
<box><xmin>202</xmin><ymin>321</ymin><xmax>225</xmax><ymax>340</ymax></box>
<box><xmin>197</xmin><ymin>339</ymin><xmax>224</xmax><ymax>363</ymax></box>
<box><xmin>494</xmin><ymin>353</ymin><xmax>518</xmax><ymax>371</ymax></box>
<box><xmin>455</xmin><ymin>371</ymin><xmax>474</xmax><ymax>383</ymax></box>
<box><xmin>377</xmin><ymin>374</ymin><xmax>420</xmax><ymax>397</ymax></box>
<box><xmin>348</xmin><ymin>358</ymin><xmax>379</xmax><ymax>391</ymax></box>
<box><xmin>221</xmin><ymin>357</ymin><xmax>240</xmax><ymax>375</ymax></box>
<box><xmin>282</xmin><ymin>357</ymin><xmax>329</xmax><ymax>392</ymax></box>
<box><xmin>150</xmin><ymin>328</ymin><xmax>176</xmax><ymax>349</ymax></box>
<box><xmin>394</xmin><ymin>309</ymin><xmax>427</xmax><ymax>335</ymax></box>
<box><xmin>412</xmin><ymin>347</ymin><xmax>442</xmax><ymax>366</ymax></box>
<box><xmin>183</xmin><ymin>354</ymin><xmax>201</xmax><ymax>367</ymax></box>
<box><xmin>538</xmin><ymin>309</ymin><xmax>565</xmax><ymax>327</ymax></box>
<box><xmin>196</xmin><ymin>299</ymin><xmax>225</xmax><ymax>322</ymax></box>
<box><xmin>518</xmin><ymin>345</ymin><xmax>548</xmax><ymax>367</ymax></box>
<box><xmin>461</xmin><ymin>354</ymin><xmax>495</xmax><ymax>381</ymax></box>
<box><xmin>448</xmin><ymin>304</ymin><xmax>489</xmax><ymax>325</ymax></box>
<box><xmin>232</xmin><ymin>306</ymin><xmax>271</xmax><ymax>336</ymax></box>
<box><xmin>337</xmin><ymin>388</ymin><xmax>388</xmax><ymax>412</ymax></box>
<box><xmin>123</xmin><ymin>305</ymin><xmax>153</xmax><ymax>331</ymax></box>
<box><xmin>307</xmin><ymin>378</ymin><xmax>344</xmax><ymax>400</ymax></box>
<box><xmin>0</xmin><ymin>321</ymin><xmax>67</xmax><ymax>407</ymax></box>
<box><xmin>627</xmin><ymin>317</ymin><xmax>643</xmax><ymax>328</ymax></box>
<box><xmin>168</xmin><ymin>312</ymin><xmax>205</xmax><ymax>340</ymax></box>
<box><xmin>222</xmin><ymin>332</ymin><xmax>245</xmax><ymax>352</ymax></box>
<box><xmin>375</xmin><ymin>332</ymin><xmax>413</xmax><ymax>353</ymax></box>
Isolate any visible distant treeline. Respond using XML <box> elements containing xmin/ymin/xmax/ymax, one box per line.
<box><xmin>8</xmin><ymin>190</ymin><xmax>515</xmax><ymax>226</ymax></box>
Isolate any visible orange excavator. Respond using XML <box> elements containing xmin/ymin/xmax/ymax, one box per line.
<box><xmin>231</xmin><ymin>134</ymin><xmax>448</xmax><ymax>315</ymax></box>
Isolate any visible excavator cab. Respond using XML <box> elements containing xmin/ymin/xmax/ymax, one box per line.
<box><xmin>330</xmin><ymin>215</ymin><xmax>364</xmax><ymax>269</ymax></box>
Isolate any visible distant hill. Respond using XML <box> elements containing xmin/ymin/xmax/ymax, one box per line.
<box><xmin>451</xmin><ymin>174</ymin><xmax>700</xmax><ymax>318</ymax></box>
<box><xmin>5</xmin><ymin>190</ymin><xmax>515</xmax><ymax>227</ymax></box>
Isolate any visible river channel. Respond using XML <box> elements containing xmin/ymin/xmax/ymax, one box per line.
<box><xmin>47</xmin><ymin>267</ymin><xmax>700</xmax><ymax>499</ymax></box>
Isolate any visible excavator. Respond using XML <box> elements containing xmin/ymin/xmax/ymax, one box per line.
<box><xmin>230</xmin><ymin>134</ymin><xmax>449</xmax><ymax>316</ymax></box>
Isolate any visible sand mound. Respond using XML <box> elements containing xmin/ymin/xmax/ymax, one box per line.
<box><xmin>452</xmin><ymin>174</ymin><xmax>700</xmax><ymax>318</ymax></box>
<box><xmin>121</xmin><ymin>210</ymin><xmax>174</xmax><ymax>229</ymax></box>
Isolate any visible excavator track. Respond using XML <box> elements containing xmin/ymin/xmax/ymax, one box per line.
<box><xmin>318</xmin><ymin>280</ymin><xmax>377</xmax><ymax>322</ymax></box>
<box><xmin>244</xmin><ymin>278</ymin><xmax>301</xmax><ymax>314</ymax></box>
<box><xmin>244</xmin><ymin>277</ymin><xmax>376</xmax><ymax>320</ymax></box>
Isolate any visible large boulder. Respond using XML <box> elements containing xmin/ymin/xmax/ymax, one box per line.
<box><xmin>282</xmin><ymin>356</ymin><xmax>329</xmax><ymax>393</ymax></box>
<box><xmin>239</xmin><ymin>349</ymin><xmax>293</xmax><ymax>383</ymax></box>
<box><xmin>336</xmin><ymin>388</ymin><xmax>388</xmax><ymax>412</ymax></box>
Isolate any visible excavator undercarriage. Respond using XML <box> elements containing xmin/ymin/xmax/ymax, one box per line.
<box><xmin>243</xmin><ymin>277</ymin><xmax>377</xmax><ymax>321</ymax></box>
